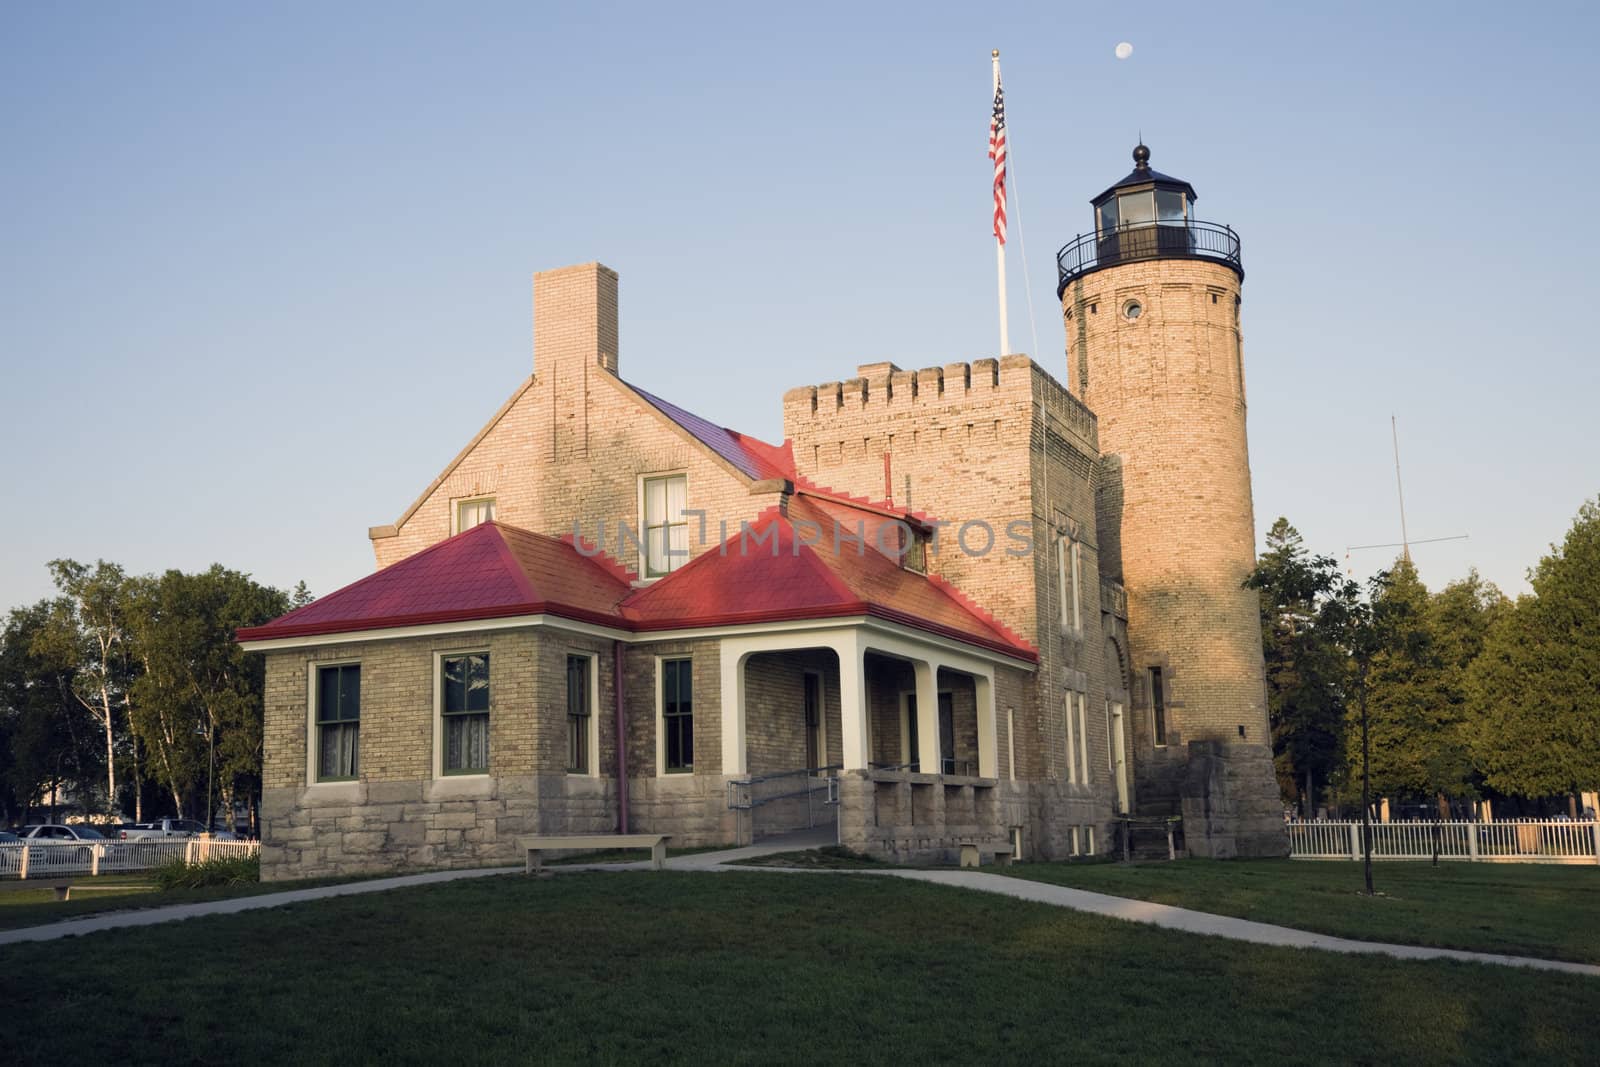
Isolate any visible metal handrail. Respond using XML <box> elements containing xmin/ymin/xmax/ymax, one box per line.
<box><xmin>726</xmin><ymin>765</ymin><xmax>841</xmax><ymax>811</ymax></box>
<box><xmin>1056</xmin><ymin>219</ymin><xmax>1242</xmax><ymax>294</ymax></box>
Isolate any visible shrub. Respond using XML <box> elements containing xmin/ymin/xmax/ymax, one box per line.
<box><xmin>155</xmin><ymin>854</ymin><xmax>260</xmax><ymax>890</ymax></box>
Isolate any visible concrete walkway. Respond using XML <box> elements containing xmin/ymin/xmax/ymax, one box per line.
<box><xmin>2</xmin><ymin>842</ymin><xmax>1596</xmax><ymax>979</ymax></box>
<box><xmin>0</xmin><ymin>866</ymin><xmax>514</xmax><ymax>947</ymax></box>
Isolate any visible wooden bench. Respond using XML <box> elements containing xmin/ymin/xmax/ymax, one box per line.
<box><xmin>958</xmin><ymin>842</ymin><xmax>1013</xmax><ymax>869</ymax></box>
<box><xmin>517</xmin><ymin>834</ymin><xmax>671</xmax><ymax>875</ymax></box>
<box><xmin>0</xmin><ymin>879</ymin><xmax>152</xmax><ymax>900</ymax></box>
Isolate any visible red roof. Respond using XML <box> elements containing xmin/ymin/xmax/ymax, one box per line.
<box><xmin>235</xmin><ymin>523</ymin><xmax>632</xmax><ymax>642</ymax></box>
<box><xmin>622</xmin><ymin>497</ymin><xmax>1035</xmax><ymax>659</ymax></box>
<box><xmin>241</xmin><ymin>509</ymin><xmax>1034</xmax><ymax>662</ymax></box>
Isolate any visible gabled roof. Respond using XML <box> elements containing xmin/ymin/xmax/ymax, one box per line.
<box><xmin>621</xmin><ymin>497</ymin><xmax>1036</xmax><ymax>660</ymax></box>
<box><xmin>628</xmin><ymin>383</ymin><xmax>795</xmax><ymax>482</ymax></box>
<box><xmin>236</xmin><ymin>522</ymin><xmax>632</xmax><ymax>642</ymax></box>
<box><xmin>246</xmin><ymin>503</ymin><xmax>1033</xmax><ymax>661</ymax></box>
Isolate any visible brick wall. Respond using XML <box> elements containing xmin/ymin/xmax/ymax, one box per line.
<box><xmin>1065</xmin><ymin>258</ymin><xmax>1269</xmax><ymax>757</ymax></box>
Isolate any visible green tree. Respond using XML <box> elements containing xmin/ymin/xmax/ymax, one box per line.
<box><xmin>127</xmin><ymin>567</ymin><xmax>292</xmax><ymax>827</ymax></box>
<box><xmin>1354</xmin><ymin>558</ymin><xmax>1481</xmax><ymax>808</ymax></box>
<box><xmin>1245</xmin><ymin>518</ymin><xmax>1350</xmax><ymax>815</ymax></box>
<box><xmin>0</xmin><ymin>601</ymin><xmax>96</xmax><ymax>823</ymax></box>
<box><xmin>1468</xmin><ymin>498</ymin><xmax>1600</xmax><ymax>803</ymax></box>
<box><xmin>32</xmin><ymin>560</ymin><xmax>137</xmax><ymax>815</ymax></box>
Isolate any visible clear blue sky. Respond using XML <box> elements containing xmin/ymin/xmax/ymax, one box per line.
<box><xmin>3</xmin><ymin>1</ymin><xmax>1596</xmax><ymax>609</ymax></box>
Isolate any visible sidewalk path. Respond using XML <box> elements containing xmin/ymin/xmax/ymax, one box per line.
<box><xmin>3</xmin><ymin>845</ymin><xmax>1596</xmax><ymax>980</ymax></box>
<box><xmin>0</xmin><ymin>867</ymin><xmax>513</xmax><ymax>947</ymax></box>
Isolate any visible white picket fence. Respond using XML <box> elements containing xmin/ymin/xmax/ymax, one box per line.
<box><xmin>1288</xmin><ymin>819</ymin><xmax>1600</xmax><ymax>864</ymax></box>
<box><xmin>0</xmin><ymin>839</ymin><xmax>260</xmax><ymax>880</ymax></box>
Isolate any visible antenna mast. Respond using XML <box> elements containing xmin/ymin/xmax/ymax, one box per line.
<box><xmin>1391</xmin><ymin>415</ymin><xmax>1411</xmax><ymax>562</ymax></box>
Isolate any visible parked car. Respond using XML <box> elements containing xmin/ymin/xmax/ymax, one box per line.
<box><xmin>17</xmin><ymin>823</ymin><xmax>108</xmax><ymax>842</ymax></box>
<box><xmin>119</xmin><ymin>818</ymin><xmax>207</xmax><ymax>840</ymax></box>
<box><xmin>0</xmin><ymin>831</ymin><xmax>20</xmax><ymax>844</ymax></box>
<box><xmin>15</xmin><ymin>823</ymin><xmax>107</xmax><ymax>863</ymax></box>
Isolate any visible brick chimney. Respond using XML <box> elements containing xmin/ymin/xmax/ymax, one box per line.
<box><xmin>533</xmin><ymin>262</ymin><xmax>619</xmax><ymax>378</ymax></box>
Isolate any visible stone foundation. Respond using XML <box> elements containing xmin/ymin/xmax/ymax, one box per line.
<box><xmin>837</xmin><ymin>772</ymin><xmax>1114</xmax><ymax>864</ymax></box>
<box><xmin>1179</xmin><ymin>741</ymin><xmax>1290</xmax><ymax>859</ymax></box>
<box><xmin>260</xmin><ymin>773</ymin><xmax>745</xmax><ymax>881</ymax></box>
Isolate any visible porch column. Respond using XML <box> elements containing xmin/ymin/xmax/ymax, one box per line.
<box><xmin>912</xmin><ymin>659</ymin><xmax>941</xmax><ymax>774</ymax></box>
<box><xmin>835</xmin><ymin>633</ymin><xmax>871</xmax><ymax>771</ymax></box>
<box><xmin>720</xmin><ymin>646</ymin><xmax>748</xmax><ymax>777</ymax></box>
<box><xmin>974</xmin><ymin>672</ymin><xmax>998</xmax><ymax>778</ymax></box>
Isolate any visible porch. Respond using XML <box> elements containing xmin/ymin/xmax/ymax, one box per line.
<box><xmin>719</xmin><ymin>624</ymin><xmax>1022</xmax><ymax>861</ymax></box>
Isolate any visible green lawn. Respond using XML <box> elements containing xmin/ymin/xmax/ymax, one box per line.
<box><xmin>998</xmin><ymin>858</ymin><xmax>1600</xmax><ymax>963</ymax></box>
<box><xmin>4</xmin><ymin>871</ymin><xmax>1597</xmax><ymax>1065</ymax></box>
<box><xmin>0</xmin><ymin>868</ymin><xmax>468</xmax><ymax>932</ymax></box>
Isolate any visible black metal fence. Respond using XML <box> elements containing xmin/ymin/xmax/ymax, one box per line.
<box><xmin>1056</xmin><ymin>220</ymin><xmax>1242</xmax><ymax>294</ymax></box>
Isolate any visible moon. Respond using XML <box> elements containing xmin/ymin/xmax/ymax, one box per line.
<box><xmin>1115</xmin><ymin>41</ymin><xmax>1133</xmax><ymax>60</ymax></box>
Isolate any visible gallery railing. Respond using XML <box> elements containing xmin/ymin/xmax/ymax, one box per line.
<box><xmin>1056</xmin><ymin>219</ymin><xmax>1243</xmax><ymax>294</ymax></box>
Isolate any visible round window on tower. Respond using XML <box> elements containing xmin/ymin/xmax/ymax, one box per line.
<box><xmin>1123</xmin><ymin>300</ymin><xmax>1143</xmax><ymax>321</ymax></box>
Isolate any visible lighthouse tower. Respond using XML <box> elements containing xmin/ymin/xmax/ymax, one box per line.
<box><xmin>1058</xmin><ymin>144</ymin><xmax>1286</xmax><ymax>857</ymax></box>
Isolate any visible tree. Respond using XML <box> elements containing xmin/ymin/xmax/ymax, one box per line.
<box><xmin>126</xmin><ymin>567</ymin><xmax>292</xmax><ymax>827</ymax></box>
<box><xmin>1245</xmin><ymin>518</ymin><xmax>1350</xmax><ymax>815</ymax></box>
<box><xmin>1468</xmin><ymin>498</ymin><xmax>1600</xmax><ymax>804</ymax></box>
<box><xmin>32</xmin><ymin>560</ymin><xmax>136</xmax><ymax>816</ymax></box>
<box><xmin>1351</xmin><ymin>558</ymin><xmax>1483</xmax><ymax>809</ymax></box>
<box><xmin>0</xmin><ymin>602</ymin><xmax>97</xmax><ymax>823</ymax></box>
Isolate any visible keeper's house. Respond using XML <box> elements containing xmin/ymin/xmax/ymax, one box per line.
<box><xmin>239</xmin><ymin>148</ymin><xmax>1289</xmax><ymax>881</ymax></box>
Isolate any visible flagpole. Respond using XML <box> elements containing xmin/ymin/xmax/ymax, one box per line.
<box><xmin>992</xmin><ymin>49</ymin><xmax>1010</xmax><ymax>357</ymax></box>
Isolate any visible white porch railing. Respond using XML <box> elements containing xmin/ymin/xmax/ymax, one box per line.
<box><xmin>0</xmin><ymin>839</ymin><xmax>260</xmax><ymax>880</ymax></box>
<box><xmin>1288</xmin><ymin>819</ymin><xmax>1600</xmax><ymax>864</ymax></box>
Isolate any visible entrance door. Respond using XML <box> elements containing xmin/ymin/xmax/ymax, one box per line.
<box><xmin>1109</xmin><ymin>701</ymin><xmax>1129</xmax><ymax>813</ymax></box>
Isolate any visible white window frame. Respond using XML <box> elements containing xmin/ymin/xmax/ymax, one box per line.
<box><xmin>433</xmin><ymin>649</ymin><xmax>492</xmax><ymax>779</ymax></box>
<box><xmin>454</xmin><ymin>496</ymin><xmax>497</xmax><ymax>534</ymax></box>
<box><xmin>656</xmin><ymin>655</ymin><xmax>694</xmax><ymax>776</ymax></box>
<box><xmin>1149</xmin><ymin>666</ymin><xmax>1169</xmax><ymax>748</ymax></box>
<box><xmin>566</xmin><ymin>652</ymin><xmax>601</xmax><ymax>778</ymax></box>
<box><xmin>1064</xmin><ymin>691</ymin><xmax>1078</xmax><ymax>785</ymax></box>
<box><xmin>637</xmin><ymin>471</ymin><xmax>690</xmax><ymax>580</ymax></box>
<box><xmin>306</xmin><ymin>658</ymin><xmax>361</xmax><ymax>788</ymax></box>
<box><xmin>1076</xmin><ymin>691</ymin><xmax>1090</xmax><ymax>785</ymax></box>
<box><xmin>1006</xmin><ymin>706</ymin><xmax>1016</xmax><ymax>782</ymax></box>
<box><xmin>1058</xmin><ymin>535</ymin><xmax>1083</xmax><ymax>635</ymax></box>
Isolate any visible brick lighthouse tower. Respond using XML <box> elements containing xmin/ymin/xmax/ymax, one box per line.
<box><xmin>1058</xmin><ymin>144</ymin><xmax>1286</xmax><ymax>857</ymax></box>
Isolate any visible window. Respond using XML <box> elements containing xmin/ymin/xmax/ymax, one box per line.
<box><xmin>567</xmin><ymin>655</ymin><xmax>593</xmax><ymax>774</ymax></box>
<box><xmin>1149</xmin><ymin>666</ymin><xmax>1168</xmax><ymax>747</ymax></box>
<box><xmin>442</xmin><ymin>653</ymin><xmax>490</xmax><ymax>774</ymax></box>
<box><xmin>1058</xmin><ymin>535</ymin><xmax>1083</xmax><ymax>635</ymax></box>
<box><xmin>1062</xmin><ymin>694</ymin><xmax>1075</xmax><ymax>783</ymax></box>
<box><xmin>1075</xmin><ymin>693</ymin><xmax>1090</xmax><ymax>785</ymax></box>
<box><xmin>1122</xmin><ymin>300</ymin><xmax>1143</xmax><ymax>321</ymax></box>
<box><xmin>316</xmin><ymin>664</ymin><xmax>360</xmax><ymax>781</ymax></box>
<box><xmin>662</xmin><ymin>658</ymin><xmax>693</xmax><ymax>772</ymax></box>
<box><xmin>804</xmin><ymin>672</ymin><xmax>821</xmax><ymax>769</ymax></box>
<box><xmin>643</xmin><ymin>474</ymin><xmax>688</xmax><ymax>577</ymax></box>
<box><xmin>457</xmin><ymin>497</ymin><xmax>496</xmax><ymax>532</ymax></box>
<box><xmin>1064</xmin><ymin>691</ymin><xmax>1089</xmax><ymax>785</ymax></box>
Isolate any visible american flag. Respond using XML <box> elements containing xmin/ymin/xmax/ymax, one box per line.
<box><xmin>988</xmin><ymin>76</ymin><xmax>1007</xmax><ymax>244</ymax></box>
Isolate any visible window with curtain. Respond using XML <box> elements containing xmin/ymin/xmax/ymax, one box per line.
<box><xmin>567</xmin><ymin>654</ymin><xmax>592</xmax><ymax>774</ymax></box>
<box><xmin>457</xmin><ymin>498</ymin><xmax>496</xmax><ymax>532</ymax></box>
<box><xmin>662</xmin><ymin>658</ymin><xmax>693</xmax><ymax>772</ymax></box>
<box><xmin>443</xmin><ymin>653</ymin><xmax>490</xmax><ymax>773</ymax></box>
<box><xmin>643</xmin><ymin>474</ymin><xmax>689</xmax><ymax>577</ymax></box>
<box><xmin>316</xmin><ymin>664</ymin><xmax>361</xmax><ymax>781</ymax></box>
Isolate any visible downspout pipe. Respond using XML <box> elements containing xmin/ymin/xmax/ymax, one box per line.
<box><xmin>613</xmin><ymin>640</ymin><xmax>629</xmax><ymax>834</ymax></box>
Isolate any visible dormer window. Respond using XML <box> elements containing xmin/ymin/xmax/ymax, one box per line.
<box><xmin>902</xmin><ymin>527</ymin><xmax>928</xmax><ymax>573</ymax></box>
<box><xmin>642</xmin><ymin>473</ymin><xmax>689</xmax><ymax>578</ymax></box>
<box><xmin>457</xmin><ymin>497</ymin><xmax>496</xmax><ymax>532</ymax></box>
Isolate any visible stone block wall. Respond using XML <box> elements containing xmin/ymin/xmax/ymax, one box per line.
<box><xmin>1179</xmin><ymin>741</ymin><xmax>1290</xmax><ymax>859</ymax></box>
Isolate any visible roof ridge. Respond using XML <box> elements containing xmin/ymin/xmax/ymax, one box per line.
<box><xmin>486</xmin><ymin>523</ymin><xmax>546</xmax><ymax>604</ymax></box>
<box><xmin>557</xmin><ymin>530</ymin><xmax>639</xmax><ymax>587</ymax></box>
<box><xmin>791</xmin><ymin>473</ymin><xmax>938</xmax><ymax>525</ymax></box>
<box><xmin>925</xmin><ymin>573</ymin><xmax>1039</xmax><ymax>655</ymax></box>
